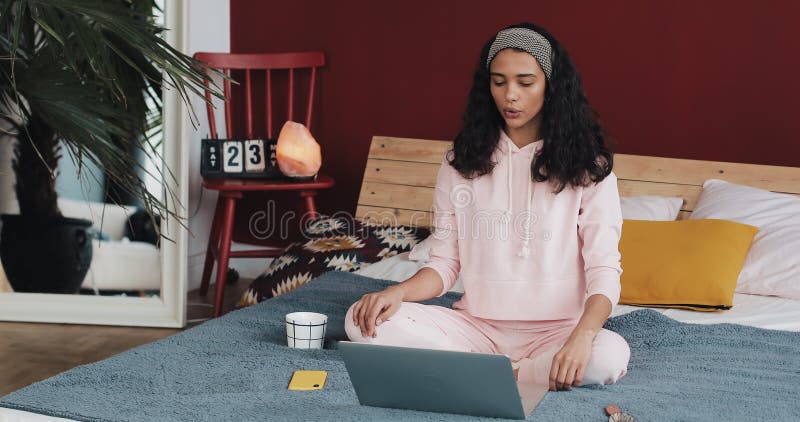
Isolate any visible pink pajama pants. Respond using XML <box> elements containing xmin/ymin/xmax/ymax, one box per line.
<box><xmin>344</xmin><ymin>302</ymin><xmax>630</xmax><ymax>387</ymax></box>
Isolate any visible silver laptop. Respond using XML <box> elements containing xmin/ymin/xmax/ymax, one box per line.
<box><xmin>339</xmin><ymin>341</ymin><xmax>548</xmax><ymax>420</ymax></box>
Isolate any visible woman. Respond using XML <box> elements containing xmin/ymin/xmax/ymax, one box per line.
<box><xmin>345</xmin><ymin>22</ymin><xmax>630</xmax><ymax>392</ymax></box>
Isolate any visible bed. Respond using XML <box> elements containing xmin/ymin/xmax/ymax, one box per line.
<box><xmin>355</xmin><ymin>136</ymin><xmax>800</xmax><ymax>331</ymax></box>
<box><xmin>355</xmin><ymin>252</ymin><xmax>800</xmax><ymax>332</ymax></box>
<box><xmin>2</xmin><ymin>136</ymin><xmax>799</xmax><ymax>421</ymax></box>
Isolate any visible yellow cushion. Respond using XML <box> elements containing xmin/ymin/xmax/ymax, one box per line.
<box><xmin>619</xmin><ymin>219</ymin><xmax>758</xmax><ymax>311</ymax></box>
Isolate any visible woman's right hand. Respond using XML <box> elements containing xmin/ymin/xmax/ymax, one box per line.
<box><xmin>351</xmin><ymin>285</ymin><xmax>404</xmax><ymax>338</ymax></box>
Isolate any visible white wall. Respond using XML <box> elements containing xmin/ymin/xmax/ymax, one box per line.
<box><xmin>185</xmin><ymin>0</ymin><xmax>271</xmax><ymax>291</ymax></box>
<box><xmin>55</xmin><ymin>142</ymin><xmax>105</xmax><ymax>203</ymax></box>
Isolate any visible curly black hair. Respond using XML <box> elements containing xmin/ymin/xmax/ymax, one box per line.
<box><xmin>449</xmin><ymin>22</ymin><xmax>613</xmax><ymax>193</ymax></box>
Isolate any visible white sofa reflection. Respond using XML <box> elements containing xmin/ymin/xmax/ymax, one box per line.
<box><xmin>59</xmin><ymin>198</ymin><xmax>161</xmax><ymax>292</ymax></box>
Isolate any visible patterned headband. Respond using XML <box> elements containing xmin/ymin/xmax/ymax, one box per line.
<box><xmin>485</xmin><ymin>27</ymin><xmax>553</xmax><ymax>80</ymax></box>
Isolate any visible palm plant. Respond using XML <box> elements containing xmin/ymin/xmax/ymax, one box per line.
<box><xmin>0</xmin><ymin>0</ymin><xmax>220</xmax><ymax>221</ymax></box>
<box><xmin>0</xmin><ymin>0</ymin><xmax>223</xmax><ymax>292</ymax></box>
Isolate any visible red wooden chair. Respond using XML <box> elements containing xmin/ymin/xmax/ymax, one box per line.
<box><xmin>193</xmin><ymin>52</ymin><xmax>335</xmax><ymax>317</ymax></box>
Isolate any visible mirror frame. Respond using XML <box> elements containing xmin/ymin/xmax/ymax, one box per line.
<box><xmin>0</xmin><ymin>0</ymin><xmax>188</xmax><ymax>328</ymax></box>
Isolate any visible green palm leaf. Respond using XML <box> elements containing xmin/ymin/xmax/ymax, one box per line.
<box><xmin>0</xmin><ymin>0</ymin><xmax>225</xmax><ymax>228</ymax></box>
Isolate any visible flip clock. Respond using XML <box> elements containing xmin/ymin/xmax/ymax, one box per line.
<box><xmin>200</xmin><ymin>138</ymin><xmax>282</xmax><ymax>179</ymax></box>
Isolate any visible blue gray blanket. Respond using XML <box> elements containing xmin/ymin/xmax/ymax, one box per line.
<box><xmin>2</xmin><ymin>271</ymin><xmax>799</xmax><ymax>421</ymax></box>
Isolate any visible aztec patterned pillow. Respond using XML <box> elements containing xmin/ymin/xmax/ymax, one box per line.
<box><xmin>237</xmin><ymin>216</ymin><xmax>430</xmax><ymax>307</ymax></box>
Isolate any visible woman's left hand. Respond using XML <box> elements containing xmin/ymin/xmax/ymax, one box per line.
<box><xmin>549</xmin><ymin>330</ymin><xmax>594</xmax><ymax>391</ymax></box>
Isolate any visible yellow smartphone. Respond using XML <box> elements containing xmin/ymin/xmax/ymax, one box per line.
<box><xmin>287</xmin><ymin>370</ymin><xmax>328</xmax><ymax>391</ymax></box>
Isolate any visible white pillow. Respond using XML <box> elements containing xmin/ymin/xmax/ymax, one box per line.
<box><xmin>620</xmin><ymin>195</ymin><xmax>684</xmax><ymax>221</ymax></box>
<box><xmin>354</xmin><ymin>252</ymin><xmax>421</xmax><ymax>281</ymax></box>
<box><xmin>354</xmin><ymin>250</ymin><xmax>465</xmax><ymax>293</ymax></box>
<box><xmin>690</xmin><ymin>179</ymin><xmax>800</xmax><ymax>299</ymax></box>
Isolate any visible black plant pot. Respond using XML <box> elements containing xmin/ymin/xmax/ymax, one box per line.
<box><xmin>0</xmin><ymin>214</ymin><xmax>93</xmax><ymax>294</ymax></box>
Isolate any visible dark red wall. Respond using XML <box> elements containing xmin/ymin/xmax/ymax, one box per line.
<box><xmin>230</xmin><ymin>0</ymin><xmax>800</xmax><ymax>243</ymax></box>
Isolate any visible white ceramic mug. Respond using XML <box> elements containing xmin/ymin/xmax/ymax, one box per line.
<box><xmin>285</xmin><ymin>312</ymin><xmax>328</xmax><ymax>349</ymax></box>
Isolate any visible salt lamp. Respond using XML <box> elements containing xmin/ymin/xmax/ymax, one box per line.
<box><xmin>275</xmin><ymin>121</ymin><xmax>322</xmax><ymax>178</ymax></box>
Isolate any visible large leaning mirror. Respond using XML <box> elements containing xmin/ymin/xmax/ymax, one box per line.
<box><xmin>0</xmin><ymin>0</ymin><xmax>202</xmax><ymax>327</ymax></box>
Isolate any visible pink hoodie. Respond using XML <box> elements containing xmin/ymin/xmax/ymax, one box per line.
<box><xmin>413</xmin><ymin>130</ymin><xmax>623</xmax><ymax>321</ymax></box>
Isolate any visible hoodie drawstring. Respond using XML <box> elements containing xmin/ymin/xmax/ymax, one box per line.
<box><xmin>506</xmin><ymin>137</ymin><xmax>535</xmax><ymax>258</ymax></box>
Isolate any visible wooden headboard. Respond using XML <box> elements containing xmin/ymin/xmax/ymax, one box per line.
<box><xmin>356</xmin><ymin>136</ymin><xmax>800</xmax><ymax>227</ymax></box>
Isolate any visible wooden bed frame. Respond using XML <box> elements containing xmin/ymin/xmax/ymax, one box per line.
<box><xmin>356</xmin><ymin>136</ymin><xmax>800</xmax><ymax>227</ymax></box>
